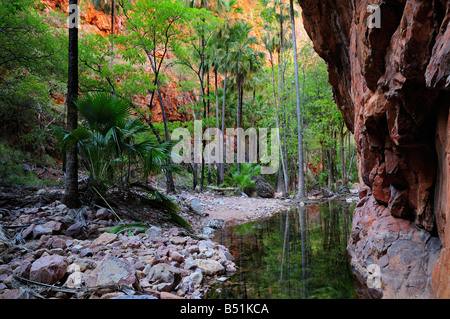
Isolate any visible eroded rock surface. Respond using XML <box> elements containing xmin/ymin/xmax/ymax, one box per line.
<box><xmin>298</xmin><ymin>0</ymin><xmax>450</xmax><ymax>298</ymax></box>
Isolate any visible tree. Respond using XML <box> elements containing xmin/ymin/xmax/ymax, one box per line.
<box><xmin>228</xmin><ymin>22</ymin><xmax>264</xmax><ymax>173</ymax></box>
<box><xmin>118</xmin><ymin>0</ymin><xmax>189</xmax><ymax>193</ymax></box>
<box><xmin>61</xmin><ymin>0</ymin><xmax>81</xmax><ymax>208</ymax></box>
<box><xmin>213</xmin><ymin>0</ymin><xmax>244</xmax><ymax>183</ymax></box>
<box><xmin>0</xmin><ymin>0</ymin><xmax>66</xmax><ymax>151</ymax></box>
<box><xmin>54</xmin><ymin>92</ymin><xmax>181</xmax><ymax>214</ymax></box>
<box><xmin>289</xmin><ymin>0</ymin><xmax>305</xmax><ymax>199</ymax></box>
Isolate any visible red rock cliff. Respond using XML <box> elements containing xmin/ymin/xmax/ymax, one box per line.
<box><xmin>298</xmin><ymin>0</ymin><xmax>449</xmax><ymax>298</ymax></box>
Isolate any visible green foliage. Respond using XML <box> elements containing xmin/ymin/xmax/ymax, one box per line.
<box><xmin>107</xmin><ymin>222</ymin><xmax>149</xmax><ymax>235</ymax></box>
<box><xmin>0</xmin><ymin>0</ymin><xmax>66</xmax><ymax>150</ymax></box>
<box><xmin>53</xmin><ymin>93</ymin><xmax>181</xmax><ymax>211</ymax></box>
<box><xmin>0</xmin><ymin>142</ymin><xmax>61</xmax><ymax>187</ymax></box>
<box><xmin>224</xmin><ymin>163</ymin><xmax>261</xmax><ymax>190</ymax></box>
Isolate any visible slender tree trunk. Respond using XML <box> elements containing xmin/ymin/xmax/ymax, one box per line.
<box><xmin>290</xmin><ymin>0</ymin><xmax>305</xmax><ymax>199</ymax></box>
<box><xmin>278</xmin><ymin>6</ymin><xmax>289</xmax><ymax>194</ymax></box>
<box><xmin>251</xmin><ymin>89</ymin><xmax>256</xmax><ymax>127</ymax></box>
<box><xmin>268</xmin><ymin>50</ymin><xmax>288</xmax><ymax>195</ymax></box>
<box><xmin>219</xmin><ymin>69</ymin><xmax>228</xmax><ymax>185</ymax></box>
<box><xmin>236</xmin><ymin>69</ymin><xmax>242</xmax><ymax>174</ymax></box>
<box><xmin>62</xmin><ymin>0</ymin><xmax>81</xmax><ymax>208</ymax></box>
<box><xmin>156</xmin><ymin>87</ymin><xmax>175</xmax><ymax>193</ymax></box>
<box><xmin>207</xmin><ymin>68</ymin><xmax>212</xmax><ymax>184</ymax></box>
<box><xmin>110</xmin><ymin>0</ymin><xmax>115</xmax><ymax>67</ymax></box>
<box><xmin>215</xmin><ymin>70</ymin><xmax>220</xmax><ymax>185</ymax></box>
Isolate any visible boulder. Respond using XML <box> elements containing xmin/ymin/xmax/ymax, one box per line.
<box><xmin>145</xmin><ymin>263</ymin><xmax>181</xmax><ymax>292</ymax></box>
<box><xmin>189</xmin><ymin>198</ymin><xmax>206</xmax><ymax>216</ymax></box>
<box><xmin>29</xmin><ymin>255</ymin><xmax>68</xmax><ymax>285</ymax></box>
<box><xmin>252</xmin><ymin>176</ymin><xmax>275</xmax><ymax>198</ymax></box>
<box><xmin>84</xmin><ymin>255</ymin><xmax>137</xmax><ymax>288</ymax></box>
<box><xmin>194</xmin><ymin>259</ymin><xmax>225</xmax><ymax>276</ymax></box>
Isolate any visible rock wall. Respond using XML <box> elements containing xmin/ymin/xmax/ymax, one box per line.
<box><xmin>298</xmin><ymin>0</ymin><xmax>449</xmax><ymax>298</ymax></box>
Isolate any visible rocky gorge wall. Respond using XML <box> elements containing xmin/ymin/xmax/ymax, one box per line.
<box><xmin>298</xmin><ymin>0</ymin><xmax>449</xmax><ymax>298</ymax></box>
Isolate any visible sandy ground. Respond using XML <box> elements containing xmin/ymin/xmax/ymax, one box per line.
<box><xmin>172</xmin><ymin>191</ymin><xmax>293</xmax><ymax>234</ymax></box>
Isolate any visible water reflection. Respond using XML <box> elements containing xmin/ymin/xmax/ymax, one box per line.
<box><xmin>207</xmin><ymin>200</ymin><xmax>357</xmax><ymax>299</ymax></box>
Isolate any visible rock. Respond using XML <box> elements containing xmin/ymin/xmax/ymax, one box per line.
<box><xmin>202</xmin><ymin>227</ymin><xmax>215</xmax><ymax>236</ymax></box>
<box><xmin>252</xmin><ymin>176</ymin><xmax>275</xmax><ymax>198</ymax></box>
<box><xmin>42</xmin><ymin>221</ymin><xmax>63</xmax><ymax>234</ymax></box>
<box><xmin>51</xmin><ymin>238</ymin><xmax>67</xmax><ymax>250</ymax></box>
<box><xmin>65</xmin><ymin>222</ymin><xmax>84</xmax><ymax>238</ymax></box>
<box><xmin>21</xmin><ymin>224</ymin><xmax>35</xmax><ymax>239</ymax></box>
<box><xmin>190</xmin><ymin>198</ymin><xmax>206</xmax><ymax>216</ymax></box>
<box><xmin>187</xmin><ymin>245</ymin><xmax>199</xmax><ymax>254</ymax></box>
<box><xmin>65</xmin><ymin>271</ymin><xmax>84</xmax><ymax>289</ymax></box>
<box><xmin>29</xmin><ymin>255</ymin><xmax>68</xmax><ymax>285</ymax></box>
<box><xmin>198</xmin><ymin>240</ymin><xmax>215</xmax><ymax>252</ymax></box>
<box><xmin>90</xmin><ymin>233</ymin><xmax>117</xmax><ymax>247</ymax></box>
<box><xmin>85</xmin><ymin>255</ymin><xmax>137</xmax><ymax>288</ymax></box>
<box><xmin>189</xmin><ymin>270</ymin><xmax>203</xmax><ymax>285</ymax></box>
<box><xmin>298</xmin><ymin>0</ymin><xmax>450</xmax><ymax>299</ymax></box>
<box><xmin>171</xmin><ymin>236</ymin><xmax>188</xmax><ymax>245</ymax></box>
<box><xmin>160</xmin><ymin>291</ymin><xmax>182</xmax><ymax>299</ymax></box>
<box><xmin>208</xmin><ymin>219</ymin><xmax>225</xmax><ymax>229</ymax></box>
<box><xmin>79</xmin><ymin>248</ymin><xmax>93</xmax><ymax>258</ymax></box>
<box><xmin>96</xmin><ymin>208</ymin><xmax>109</xmax><ymax>220</ymax></box>
<box><xmin>194</xmin><ymin>259</ymin><xmax>225</xmax><ymax>276</ymax></box>
<box><xmin>168</xmin><ymin>227</ymin><xmax>179</xmax><ymax>236</ymax></box>
<box><xmin>145</xmin><ymin>226</ymin><xmax>163</xmax><ymax>238</ymax></box>
<box><xmin>32</xmin><ymin>225</ymin><xmax>53</xmax><ymax>238</ymax></box>
<box><xmin>146</xmin><ymin>263</ymin><xmax>180</xmax><ymax>282</ymax></box>
<box><xmin>170</xmin><ymin>251</ymin><xmax>184</xmax><ymax>262</ymax></box>
<box><xmin>13</xmin><ymin>261</ymin><xmax>31</xmax><ymax>278</ymax></box>
<box><xmin>157</xmin><ymin>245</ymin><xmax>169</xmax><ymax>258</ymax></box>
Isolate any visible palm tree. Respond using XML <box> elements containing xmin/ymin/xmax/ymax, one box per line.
<box><xmin>213</xmin><ymin>0</ymin><xmax>243</xmax><ymax>183</ymax></box>
<box><xmin>228</xmin><ymin>22</ymin><xmax>264</xmax><ymax>172</ymax></box>
<box><xmin>54</xmin><ymin>92</ymin><xmax>180</xmax><ymax>212</ymax></box>
<box><xmin>62</xmin><ymin>0</ymin><xmax>81</xmax><ymax>208</ymax></box>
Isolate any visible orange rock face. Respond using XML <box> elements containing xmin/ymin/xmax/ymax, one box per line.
<box><xmin>298</xmin><ymin>0</ymin><xmax>449</xmax><ymax>298</ymax></box>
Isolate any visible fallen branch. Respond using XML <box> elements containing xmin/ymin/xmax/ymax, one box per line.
<box><xmin>207</xmin><ymin>186</ymin><xmax>238</xmax><ymax>192</ymax></box>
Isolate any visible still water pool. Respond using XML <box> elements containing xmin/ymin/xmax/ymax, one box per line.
<box><xmin>206</xmin><ymin>200</ymin><xmax>357</xmax><ymax>299</ymax></box>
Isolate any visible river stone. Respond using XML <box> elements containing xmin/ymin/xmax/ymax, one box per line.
<box><xmin>190</xmin><ymin>198</ymin><xmax>206</xmax><ymax>216</ymax></box>
<box><xmin>84</xmin><ymin>255</ymin><xmax>137</xmax><ymax>288</ymax></box>
<box><xmin>65</xmin><ymin>271</ymin><xmax>84</xmax><ymax>289</ymax></box>
<box><xmin>252</xmin><ymin>176</ymin><xmax>275</xmax><ymax>198</ymax></box>
<box><xmin>194</xmin><ymin>259</ymin><xmax>225</xmax><ymax>275</ymax></box>
<box><xmin>146</xmin><ymin>263</ymin><xmax>180</xmax><ymax>283</ymax></box>
<box><xmin>29</xmin><ymin>255</ymin><xmax>68</xmax><ymax>285</ymax></box>
<box><xmin>146</xmin><ymin>263</ymin><xmax>181</xmax><ymax>292</ymax></box>
<box><xmin>90</xmin><ymin>233</ymin><xmax>117</xmax><ymax>247</ymax></box>
<box><xmin>145</xmin><ymin>225</ymin><xmax>163</xmax><ymax>239</ymax></box>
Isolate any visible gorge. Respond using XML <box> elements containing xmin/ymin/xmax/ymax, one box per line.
<box><xmin>298</xmin><ymin>0</ymin><xmax>449</xmax><ymax>298</ymax></box>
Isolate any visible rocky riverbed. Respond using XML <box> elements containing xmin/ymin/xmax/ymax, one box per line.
<box><xmin>0</xmin><ymin>183</ymin><xmax>358</xmax><ymax>299</ymax></box>
<box><xmin>0</xmin><ymin>186</ymin><xmax>291</xmax><ymax>300</ymax></box>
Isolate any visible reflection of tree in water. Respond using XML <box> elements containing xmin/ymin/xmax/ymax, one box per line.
<box><xmin>208</xmin><ymin>201</ymin><xmax>356</xmax><ymax>299</ymax></box>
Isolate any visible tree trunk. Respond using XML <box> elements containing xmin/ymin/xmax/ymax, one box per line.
<box><xmin>290</xmin><ymin>0</ymin><xmax>305</xmax><ymax>199</ymax></box>
<box><xmin>236</xmin><ymin>68</ymin><xmax>242</xmax><ymax>174</ymax></box>
<box><xmin>156</xmin><ymin>87</ymin><xmax>175</xmax><ymax>193</ymax></box>
<box><xmin>219</xmin><ymin>70</ymin><xmax>227</xmax><ymax>185</ymax></box>
<box><xmin>110</xmin><ymin>0</ymin><xmax>115</xmax><ymax>67</ymax></box>
<box><xmin>62</xmin><ymin>0</ymin><xmax>81</xmax><ymax>208</ymax></box>
<box><xmin>215</xmin><ymin>70</ymin><xmax>220</xmax><ymax>186</ymax></box>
